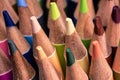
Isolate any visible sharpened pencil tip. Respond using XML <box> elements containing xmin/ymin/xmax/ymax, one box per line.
<box><xmin>3</xmin><ymin>10</ymin><xmax>15</xmax><ymax>27</ymax></box>
<box><xmin>50</xmin><ymin>2</ymin><xmax>60</xmax><ymax>20</ymax></box>
<box><xmin>8</xmin><ymin>40</ymin><xmax>17</xmax><ymax>55</ymax></box>
<box><xmin>17</xmin><ymin>0</ymin><xmax>27</xmax><ymax>7</ymax></box>
<box><xmin>80</xmin><ymin>0</ymin><xmax>88</xmax><ymax>13</ymax></box>
<box><xmin>66</xmin><ymin>48</ymin><xmax>75</xmax><ymax>66</ymax></box>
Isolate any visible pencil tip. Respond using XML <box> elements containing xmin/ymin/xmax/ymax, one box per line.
<box><xmin>3</xmin><ymin>10</ymin><xmax>15</xmax><ymax>27</ymax></box>
<box><xmin>92</xmin><ymin>41</ymin><xmax>101</xmax><ymax>59</ymax></box>
<box><xmin>30</xmin><ymin>16</ymin><xmax>41</xmax><ymax>33</ymax></box>
<box><xmin>80</xmin><ymin>0</ymin><xmax>88</xmax><ymax>13</ymax></box>
<box><xmin>50</xmin><ymin>2</ymin><xmax>60</xmax><ymax>20</ymax></box>
<box><xmin>8</xmin><ymin>40</ymin><xmax>17</xmax><ymax>55</ymax></box>
<box><xmin>66</xmin><ymin>18</ymin><xmax>75</xmax><ymax>35</ymax></box>
<box><xmin>17</xmin><ymin>0</ymin><xmax>27</xmax><ymax>7</ymax></box>
<box><xmin>93</xmin><ymin>16</ymin><xmax>104</xmax><ymax>35</ymax></box>
<box><xmin>66</xmin><ymin>48</ymin><xmax>75</xmax><ymax>66</ymax></box>
<box><xmin>112</xmin><ymin>6</ymin><xmax>120</xmax><ymax>23</ymax></box>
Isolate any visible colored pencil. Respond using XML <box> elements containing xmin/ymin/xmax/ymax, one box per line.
<box><xmin>89</xmin><ymin>41</ymin><xmax>114</xmax><ymax>80</ymax></box>
<box><xmin>35</xmin><ymin>46</ymin><xmax>60</xmax><ymax>80</ymax></box>
<box><xmin>0</xmin><ymin>48</ymin><xmax>13</xmax><ymax>80</ymax></box>
<box><xmin>0</xmin><ymin>17</ymin><xmax>10</xmax><ymax>59</ymax></box>
<box><xmin>89</xmin><ymin>16</ymin><xmax>111</xmax><ymax>59</ymax></box>
<box><xmin>76</xmin><ymin>0</ymin><xmax>94</xmax><ymax>50</ymax></box>
<box><xmin>8</xmin><ymin>40</ymin><xmax>37</xmax><ymax>80</ymax></box>
<box><xmin>31</xmin><ymin>16</ymin><xmax>64</xmax><ymax>79</ymax></box>
<box><xmin>0</xmin><ymin>0</ymin><xmax>19</xmax><ymax>25</ymax></box>
<box><xmin>17</xmin><ymin>0</ymin><xmax>33</xmax><ymax>46</ymax></box>
<box><xmin>112</xmin><ymin>47</ymin><xmax>120</xmax><ymax>80</ymax></box>
<box><xmin>65</xmin><ymin>17</ymin><xmax>89</xmax><ymax>74</ymax></box>
<box><xmin>3</xmin><ymin>10</ymin><xmax>38</xmax><ymax>72</ymax></box>
<box><xmin>65</xmin><ymin>48</ymin><xmax>88</xmax><ymax>80</ymax></box>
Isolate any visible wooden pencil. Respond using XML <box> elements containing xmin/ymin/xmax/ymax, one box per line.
<box><xmin>0</xmin><ymin>17</ymin><xmax>10</xmax><ymax>59</ymax></box>
<box><xmin>0</xmin><ymin>48</ymin><xmax>13</xmax><ymax>80</ymax></box>
<box><xmin>49</xmin><ymin>2</ymin><xmax>66</xmax><ymax>44</ymax></box>
<box><xmin>8</xmin><ymin>0</ymin><xmax>16</xmax><ymax>6</ymax></box>
<box><xmin>65</xmin><ymin>48</ymin><xmax>88</xmax><ymax>80</ymax></box>
<box><xmin>76</xmin><ymin>0</ymin><xmax>94</xmax><ymax>50</ymax></box>
<box><xmin>106</xmin><ymin>5</ymin><xmax>120</xmax><ymax>65</ymax></box>
<box><xmin>8</xmin><ymin>40</ymin><xmax>37</xmax><ymax>80</ymax></box>
<box><xmin>31</xmin><ymin>16</ymin><xmax>64</xmax><ymax>79</ymax></box>
<box><xmin>89</xmin><ymin>16</ymin><xmax>111</xmax><ymax>59</ymax></box>
<box><xmin>96</xmin><ymin>0</ymin><xmax>114</xmax><ymax>26</ymax></box>
<box><xmin>26</xmin><ymin>0</ymin><xmax>49</xmax><ymax>36</ymax></box>
<box><xmin>35</xmin><ymin>46</ymin><xmax>60</xmax><ymax>80</ymax></box>
<box><xmin>17</xmin><ymin>0</ymin><xmax>33</xmax><ymax>46</ymax></box>
<box><xmin>3</xmin><ymin>10</ymin><xmax>38</xmax><ymax>72</ymax></box>
<box><xmin>89</xmin><ymin>41</ymin><xmax>114</xmax><ymax>80</ymax></box>
<box><xmin>0</xmin><ymin>0</ymin><xmax>19</xmax><ymax>25</ymax></box>
<box><xmin>65</xmin><ymin>17</ymin><xmax>89</xmax><ymax>73</ymax></box>
<box><xmin>112</xmin><ymin>47</ymin><xmax>120</xmax><ymax>80</ymax></box>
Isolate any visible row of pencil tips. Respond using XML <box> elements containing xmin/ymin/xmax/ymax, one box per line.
<box><xmin>0</xmin><ymin>0</ymin><xmax>120</xmax><ymax>80</ymax></box>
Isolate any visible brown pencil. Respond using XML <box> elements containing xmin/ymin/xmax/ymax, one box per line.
<box><xmin>89</xmin><ymin>16</ymin><xmax>111</xmax><ymax>59</ymax></box>
<box><xmin>8</xmin><ymin>40</ymin><xmax>37</xmax><ymax>80</ymax></box>
<box><xmin>65</xmin><ymin>17</ymin><xmax>89</xmax><ymax>73</ymax></box>
<box><xmin>96</xmin><ymin>0</ymin><xmax>114</xmax><ymax>26</ymax></box>
<box><xmin>31</xmin><ymin>16</ymin><xmax>64</xmax><ymax>79</ymax></box>
<box><xmin>35</xmin><ymin>46</ymin><xmax>60</xmax><ymax>80</ymax></box>
<box><xmin>65</xmin><ymin>48</ymin><xmax>88</xmax><ymax>80</ymax></box>
<box><xmin>112</xmin><ymin>47</ymin><xmax>120</xmax><ymax>80</ymax></box>
<box><xmin>0</xmin><ymin>48</ymin><xmax>13</xmax><ymax>80</ymax></box>
<box><xmin>89</xmin><ymin>41</ymin><xmax>113</xmax><ymax>80</ymax></box>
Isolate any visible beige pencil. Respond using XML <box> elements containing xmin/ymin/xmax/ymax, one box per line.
<box><xmin>31</xmin><ymin>16</ymin><xmax>64</xmax><ymax>80</ymax></box>
<box><xmin>65</xmin><ymin>17</ymin><xmax>89</xmax><ymax>73</ymax></box>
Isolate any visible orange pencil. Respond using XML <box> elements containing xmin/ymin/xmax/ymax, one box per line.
<box><xmin>89</xmin><ymin>41</ymin><xmax>113</xmax><ymax>80</ymax></box>
<box><xmin>35</xmin><ymin>46</ymin><xmax>60</xmax><ymax>80</ymax></box>
<box><xmin>31</xmin><ymin>16</ymin><xmax>64</xmax><ymax>79</ymax></box>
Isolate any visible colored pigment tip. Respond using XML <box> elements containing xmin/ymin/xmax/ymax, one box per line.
<box><xmin>112</xmin><ymin>6</ymin><xmax>120</xmax><ymax>23</ymax></box>
<box><xmin>50</xmin><ymin>2</ymin><xmax>60</xmax><ymax>20</ymax></box>
<box><xmin>80</xmin><ymin>0</ymin><xmax>88</xmax><ymax>13</ymax></box>
<box><xmin>8</xmin><ymin>40</ymin><xmax>17</xmax><ymax>55</ymax></box>
<box><xmin>50</xmin><ymin>0</ymin><xmax>57</xmax><ymax>2</ymax></box>
<box><xmin>3</xmin><ymin>10</ymin><xmax>15</xmax><ymax>27</ymax></box>
<box><xmin>93</xmin><ymin>16</ymin><xmax>104</xmax><ymax>35</ymax></box>
<box><xmin>17</xmin><ymin>0</ymin><xmax>27</xmax><ymax>7</ymax></box>
<box><xmin>66</xmin><ymin>48</ymin><xmax>75</xmax><ymax>66</ymax></box>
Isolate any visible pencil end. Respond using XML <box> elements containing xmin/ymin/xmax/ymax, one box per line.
<box><xmin>112</xmin><ymin>6</ymin><xmax>120</xmax><ymax>23</ymax></box>
<box><xmin>93</xmin><ymin>16</ymin><xmax>104</xmax><ymax>35</ymax></box>
<box><xmin>8</xmin><ymin>40</ymin><xmax>17</xmax><ymax>55</ymax></box>
<box><xmin>66</xmin><ymin>18</ymin><xmax>75</xmax><ymax>35</ymax></box>
<box><xmin>92</xmin><ymin>41</ymin><xmax>101</xmax><ymax>59</ymax></box>
<box><xmin>17</xmin><ymin>0</ymin><xmax>27</xmax><ymax>7</ymax></box>
<box><xmin>3</xmin><ymin>10</ymin><xmax>15</xmax><ymax>27</ymax></box>
<box><xmin>30</xmin><ymin>16</ymin><xmax>41</xmax><ymax>33</ymax></box>
<box><xmin>80</xmin><ymin>0</ymin><xmax>88</xmax><ymax>13</ymax></box>
<box><xmin>50</xmin><ymin>0</ymin><xmax>57</xmax><ymax>2</ymax></box>
<box><xmin>36</xmin><ymin>46</ymin><xmax>47</xmax><ymax>60</ymax></box>
<box><xmin>50</xmin><ymin>2</ymin><xmax>60</xmax><ymax>20</ymax></box>
<box><xmin>66</xmin><ymin>48</ymin><xmax>75</xmax><ymax>66</ymax></box>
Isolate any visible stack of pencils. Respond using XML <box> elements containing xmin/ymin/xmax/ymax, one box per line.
<box><xmin>0</xmin><ymin>0</ymin><xmax>120</xmax><ymax>80</ymax></box>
